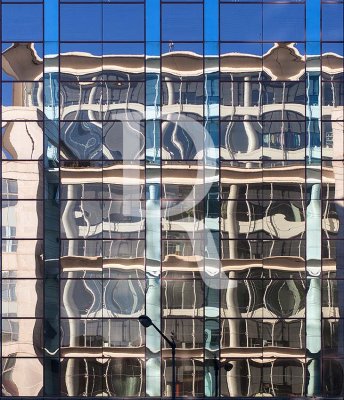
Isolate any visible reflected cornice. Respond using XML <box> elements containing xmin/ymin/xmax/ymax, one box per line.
<box><xmin>60</xmin><ymin>163</ymin><xmax>144</xmax><ymax>184</ymax></box>
<box><xmin>60</xmin><ymin>346</ymin><xmax>306</xmax><ymax>360</ymax></box>
<box><xmin>59</xmin><ymin>164</ymin><xmax>336</xmax><ymax>185</ymax></box>
<box><xmin>4</xmin><ymin>42</ymin><xmax>343</xmax><ymax>81</ymax></box>
<box><xmin>58</xmin><ymin>255</ymin><xmax>340</xmax><ymax>274</ymax></box>
<box><xmin>221</xmin><ymin>165</ymin><xmax>334</xmax><ymax>184</ymax></box>
<box><xmin>2</xmin><ymin>43</ymin><xmax>43</xmax><ymax>81</ymax></box>
<box><xmin>61</xmin><ymin>255</ymin><xmax>144</xmax><ymax>272</ymax></box>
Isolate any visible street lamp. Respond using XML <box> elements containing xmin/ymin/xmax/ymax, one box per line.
<box><xmin>213</xmin><ymin>356</ymin><xmax>233</xmax><ymax>397</ymax></box>
<box><xmin>139</xmin><ymin>315</ymin><xmax>177</xmax><ymax>399</ymax></box>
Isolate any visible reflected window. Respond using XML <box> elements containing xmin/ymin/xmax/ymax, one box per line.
<box><xmin>2</xmin><ymin>319</ymin><xmax>19</xmax><ymax>343</ymax></box>
<box><xmin>2</xmin><ymin>179</ymin><xmax>18</xmax><ymax>201</ymax></box>
<box><xmin>162</xmin><ymin>280</ymin><xmax>204</xmax><ymax>317</ymax></box>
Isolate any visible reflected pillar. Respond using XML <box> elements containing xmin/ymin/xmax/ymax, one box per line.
<box><xmin>306</xmin><ymin>183</ymin><xmax>321</xmax><ymax>396</ymax></box>
<box><xmin>306</xmin><ymin>1</ymin><xmax>321</xmax><ymax>394</ymax></box>
<box><xmin>243</xmin><ymin>77</ymin><xmax>259</xmax><ymax>154</ymax></box>
<box><xmin>43</xmin><ymin>0</ymin><xmax>60</xmax><ymax>395</ymax></box>
<box><xmin>204</xmin><ymin>0</ymin><xmax>221</xmax><ymax>396</ymax></box>
<box><xmin>332</xmin><ymin>111</ymin><xmax>344</xmax><ymax>396</ymax></box>
<box><xmin>145</xmin><ymin>183</ymin><xmax>162</xmax><ymax>396</ymax></box>
<box><xmin>145</xmin><ymin>1</ymin><xmax>162</xmax><ymax>396</ymax></box>
<box><xmin>225</xmin><ymin>186</ymin><xmax>241</xmax><ymax>397</ymax></box>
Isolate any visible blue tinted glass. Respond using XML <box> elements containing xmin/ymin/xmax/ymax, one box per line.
<box><xmin>60</xmin><ymin>4</ymin><xmax>102</xmax><ymax>41</ymax></box>
<box><xmin>222</xmin><ymin>0</ymin><xmax>305</xmax><ymax>2</ymax></box>
<box><xmin>162</xmin><ymin>4</ymin><xmax>203</xmax><ymax>41</ymax></box>
<box><xmin>2</xmin><ymin>83</ymin><xmax>13</xmax><ymax>106</ymax></box>
<box><xmin>60</xmin><ymin>0</ymin><xmax>144</xmax><ymax>2</ymax></box>
<box><xmin>322</xmin><ymin>4</ymin><xmax>344</xmax><ymax>41</ymax></box>
<box><xmin>59</xmin><ymin>0</ymin><xmax>143</xmax><ymax>2</ymax></box>
<box><xmin>2</xmin><ymin>0</ymin><xmax>42</xmax><ymax>2</ymax></box>
<box><xmin>45</xmin><ymin>0</ymin><xmax>58</xmax><ymax>44</ymax></box>
<box><xmin>2</xmin><ymin>4</ymin><xmax>43</xmax><ymax>41</ymax></box>
<box><xmin>205</xmin><ymin>0</ymin><xmax>219</xmax><ymax>45</ymax></box>
<box><xmin>306</xmin><ymin>0</ymin><xmax>320</xmax><ymax>44</ymax></box>
<box><xmin>2</xmin><ymin>43</ymin><xmax>12</xmax><ymax>52</ymax></box>
<box><xmin>220</xmin><ymin>4</ymin><xmax>262</xmax><ymax>41</ymax></box>
<box><xmin>103</xmin><ymin>4</ymin><xmax>144</xmax><ymax>41</ymax></box>
<box><xmin>146</xmin><ymin>0</ymin><xmax>160</xmax><ymax>45</ymax></box>
<box><xmin>263</xmin><ymin>4</ymin><xmax>305</xmax><ymax>41</ymax></box>
<box><xmin>34</xmin><ymin>43</ymin><xmax>44</xmax><ymax>59</ymax></box>
<box><xmin>221</xmin><ymin>0</ymin><xmax>260</xmax><ymax>2</ymax></box>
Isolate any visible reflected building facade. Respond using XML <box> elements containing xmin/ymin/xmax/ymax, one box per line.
<box><xmin>1</xmin><ymin>0</ymin><xmax>344</xmax><ymax>398</ymax></box>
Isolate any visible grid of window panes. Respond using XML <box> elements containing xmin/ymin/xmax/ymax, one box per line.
<box><xmin>59</xmin><ymin>1</ymin><xmax>146</xmax><ymax>397</ymax></box>
<box><xmin>0</xmin><ymin>0</ymin><xmax>343</xmax><ymax>398</ymax></box>
<box><xmin>320</xmin><ymin>2</ymin><xmax>344</xmax><ymax>398</ymax></box>
<box><xmin>1</xmin><ymin>0</ymin><xmax>45</xmax><ymax>397</ymax></box>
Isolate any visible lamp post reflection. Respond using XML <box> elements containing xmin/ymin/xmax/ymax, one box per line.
<box><xmin>211</xmin><ymin>356</ymin><xmax>233</xmax><ymax>397</ymax></box>
<box><xmin>139</xmin><ymin>315</ymin><xmax>176</xmax><ymax>399</ymax></box>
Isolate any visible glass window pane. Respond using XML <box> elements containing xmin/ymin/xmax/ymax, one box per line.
<box><xmin>162</xmin><ymin>4</ymin><xmax>203</xmax><ymax>42</ymax></box>
<box><xmin>103</xmin><ymin>4</ymin><xmax>144</xmax><ymax>41</ymax></box>
<box><xmin>2</xmin><ymin>4</ymin><xmax>43</xmax><ymax>41</ymax></box>
<box><xmin>2</xmin><ymin>357</ymin><xmax>43</xmax><ymax>396</ymax></box>
<box><xmin>60</xmin><ymin>4</ymin><xmax>102</xmax><ymax>41</ymax></box>
<box><xmin>263</xmin><ymin>4</ymin><xmax>305</xmax><ymax>42</ymax></box>
<box><xmin>220</xmin><ymin>4</ymin><xmax>262</xmax><ymax>41</ymax></box>
<box><xmin>322</xmin><ymin>4</ymin><xmax>344</xmax><ymax>41</ymax></box>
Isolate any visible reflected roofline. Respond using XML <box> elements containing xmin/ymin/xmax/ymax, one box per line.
<box><xmin>3</xmin><ymin>42</ymin><xmax>344</xmax><ymax>81</ymax></box>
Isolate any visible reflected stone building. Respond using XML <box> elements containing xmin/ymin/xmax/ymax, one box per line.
<box><xmin>1</xmin><ymin>0</ymin><xmax>344</xmax><ymax>398</ymax></box>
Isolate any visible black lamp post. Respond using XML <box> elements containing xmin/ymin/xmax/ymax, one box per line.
<box><xmin>139</xmin><ymin>315</ymin><xmax>177</xmax><ymax>400</ymax></box>
<box><xmin>213</xmin><ymin>356</ymin><xmax>233</xmax><ymax>397</ymax></box>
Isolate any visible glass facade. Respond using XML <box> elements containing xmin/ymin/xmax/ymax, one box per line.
<box><xmin>0</xmin><ymin>0</ymin><xmax>344</xmax><ymax>398</ymax></box>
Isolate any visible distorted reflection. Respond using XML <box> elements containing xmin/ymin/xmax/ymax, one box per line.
<box><xmin>220</xmin><ymin>358</ymin><xmax>305</xmax><ymax>397</ymax></box>
<box><xmin>1</xmin><ymin>22</ymin><xmax>343</xmax><ymax>397</ymax></box>
<box><xmin>61</xmin><ymin>279</ymin><xmax>145</xmax><ymax>318</ymax></box>
<box><xmin>61</xmin><ymin>357</ymin><xmax>145</xmax><ymax>397</ymax></box>
<box><xmin>1</xmin><ymin>42</ymin><xmax>44</xmax><ymax>395</ymax></box>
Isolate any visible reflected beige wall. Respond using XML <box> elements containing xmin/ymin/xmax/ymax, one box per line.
<box><xmin>2</xmin><ymin>52</ymin><xmax>43</xmax><ymax>395</ymax></box>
